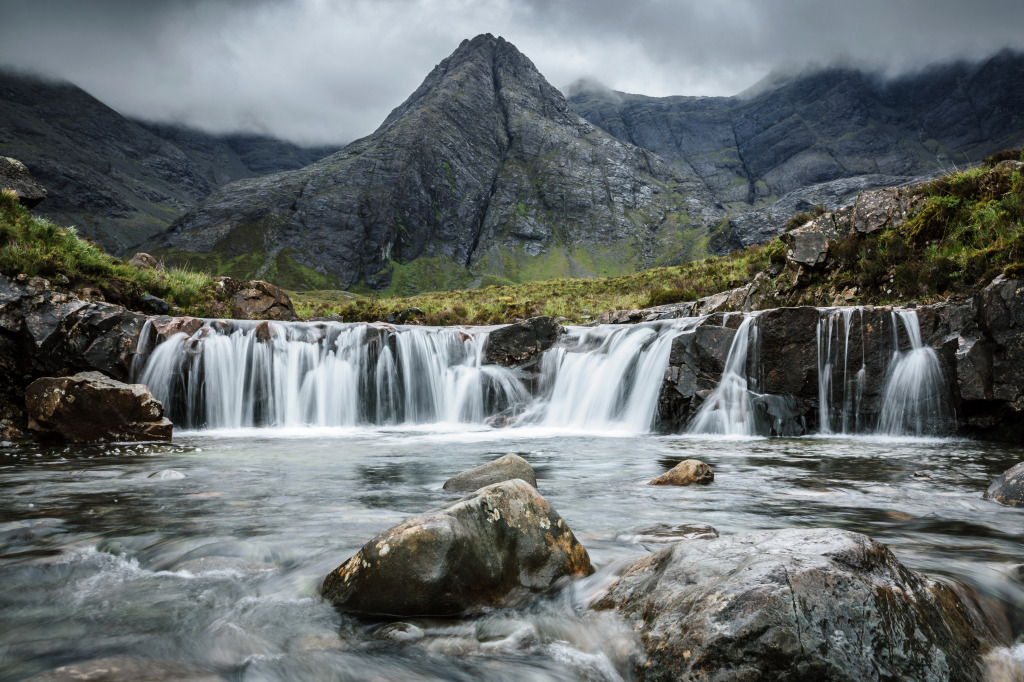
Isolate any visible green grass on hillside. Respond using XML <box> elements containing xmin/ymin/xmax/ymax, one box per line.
<box><xmin>291</xmin><ymin>243</ymin><xmax>778</xmax><ymax>324</ymax></box>
<box><xmin>823</xmin><ymin>152</ymin><xmax>1024</xmax><ymax>301</ymax></box>
<box><xmin>0</xmin><ymin>189</ymin><xmax>212</xmax><ymax>312</ymax></box>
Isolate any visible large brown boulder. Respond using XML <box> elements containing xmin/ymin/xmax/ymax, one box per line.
<box><xmin>0</xmin><ymin>156</ymin><xmax>47</xmax><ymax>207</ymax></box>
<box><xmin>984</xmin><ymin>461</ymin><xmax>1024</xmax><ymax>508</ymax></box>
<box><xmin>26</xmin><ymin>371</ymin><xmax>172</xmax><ymax>443</ymax></box>
<box><xmin>483</xmin><ymin>316</ymin><xmax>563</xmax><ymax>367</ymax></box>
<box><xmin>208</xmin><ymin>277</ymin><xmax>297</xmax><ymax>321</ymax></box>
<box><xmin>593</xmin><ymin>528</ymin><xmax>1009</xmax><ymax>682</ymax></box>
<box><xmin>322</xmin><ymin>479</ymin><xmax>591</xmax><ymax>616</ymax></box>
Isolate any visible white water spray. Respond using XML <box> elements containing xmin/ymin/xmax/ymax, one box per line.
<box><xmin>877</xmin><ymin>311</ymin><xmax>952</xmax><ymax>436</ymax></box>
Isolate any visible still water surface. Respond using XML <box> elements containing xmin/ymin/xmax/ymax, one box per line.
<box><xmin>1</xmin><ymin>428</ymin><xmax>1022</xmax><ymax>680</ymax></box>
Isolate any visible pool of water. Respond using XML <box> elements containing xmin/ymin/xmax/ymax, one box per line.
<box><xmin>1</xmin><ymin>428</ymin><xmax>1022</xmax><ymax>680</ymax></box>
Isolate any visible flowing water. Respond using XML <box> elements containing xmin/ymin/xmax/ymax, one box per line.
<box><xmin>1</xmin><ymin>312</ymin><xmax>1022</xmax><ymax>680</ymax></box>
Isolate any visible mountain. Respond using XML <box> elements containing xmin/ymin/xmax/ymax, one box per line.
<box><xmin>149</xmin><ymin>34</ymin><xmax>716</xmax><ymax>293</ymax></box>
<box><xmin>568</xmin><ymin>50</ymin><xmax>1024</xmax><ymax>248</ymax></box>
<box><xmin>0</xmin><ymin>71</ymin><xmax>338</xmax><ymax>253</ymax></box>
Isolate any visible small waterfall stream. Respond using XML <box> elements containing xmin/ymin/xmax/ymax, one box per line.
<box><xmin>877</xmin><ymin>310</ymin><xmax>954</xmax><ymax>436</ymax></box>
<box><xmin>686</xmin><ymin>316</ymin><xmax>761</xmax><ymax>436</ymax></box>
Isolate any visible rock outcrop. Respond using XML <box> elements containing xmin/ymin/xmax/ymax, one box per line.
<box><xmin>26</xmin><ymin>371</ymin><xmax>172</xmax><ymax>443</ymax></box>
<box><xmin>648</xmin><ymin>459</ymin><xmax>714</xmax><ymax>486</ymax></box>
<box><xmin>205</xmin><ymin>277</ymin><xmax>298</xmax><ymax>321</ymax></box>
<box><xmin>985</xmin><ymin>462</ymin><xmax>1024</xmax><ymax>508</ymax></box>
<box><xmin>0</xmin><ymin>274</ymin><xmax>148</xmax><ymax>438</ymax></box>
<box><xmin>594</xmin><ymin>528</ymin><xmax>1010</xmax><ymax>681</ymax></box>
<box><xmin>322</xmin><ymin>479</ymin><xmax>591</xmax><ymax>616</ymax></box>
<box><xmin>0</xmin><ymin>156</ymin><xmax>47</xmax><ymax>207</ymax></box>
<box><xmin>483</xmin><ymin>315</ymin><xmax>562</xmax><ymax>367</ymax></box>
<box><xmin>151</xmin><ymin>34</ymin><xmax>712</xmax><ymax>291</ymax></box>
<box><xmin>443</xmin><ymin>454</ymin><xmax>537</xmax><ymax>492</ymax></box>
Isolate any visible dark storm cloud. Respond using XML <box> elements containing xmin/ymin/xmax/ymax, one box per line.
<box><xmin>1</xmin><ymin>0</ymin><xmax>1022</xmax><ymax>144</ymax></box>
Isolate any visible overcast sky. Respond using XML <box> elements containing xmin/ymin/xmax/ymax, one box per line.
<box><xmin>2</xmin><ymin>0</ymin><xmax>1022</xmax><ymax>145</ymax></box>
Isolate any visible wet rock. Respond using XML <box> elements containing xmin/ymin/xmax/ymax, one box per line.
<box><xmin>139</xmin><ymin>294</ymin><xmax>170</xmax><ymax>315</ymax></box>
<box><xmin>0</xmin><ymin>156</ymin><xmax>47</xmax><ymax>207</ymax></box>
<box><xmin>984</xmin><ymin>462</ymin><xmax>1024</xmax><ymax>508</ymax></box>
<box><xmin>26</xmin><ymin>371</ymin><xmax>172</xmax><ymax>443</ymax></box>
<box><xmin>617</xmin><ymin>524</ymin><xmax>719</xmax><ymax>544</ymax></box>
<box><xmin>24</xmin><ymin>657</ymin><xmax>221</xmax><ymax>681</ymax></box>
<box><xmin>148</xmin><ymin>469</ymin><xmax>186</xmax><ymax>480</ymax></box>
<box><xmin>321</xmin><ymin>479</ymin><xmax>591</xmax><ymax>616</ymax></box>
<box><xmin>648</xmin><ymin>459</ymin><xmax>714</xmax><ymax>486</ymax></box>
<box><xmin>208</xmin><ymin>277</ymin><xmax>297</xmax><ymax>321</ymax></box>
<box><xmin>594</xmin><ymin>528</ymin><xmax>1009</xmax><ymax>682</ymax></box>
<box><xmin>483</xmin><ymin>316</ymin><xmax>563</xmax><ymax>367</ymax></box>
<box><xmin>442</xmin><ymin>454</ymin><xmax>537</xmax><ymax>492</ymax></box>
<box><xmin>376</xmin><ymin>622</ymin><xmax>425</xmax><ymax>642</ymax></box>
<box><xmin>128</xmin><ymin>252</ymin><xmax>159</xmax><ymax>270</ymax></box>
<box><xmin>656</xmin><ymin>323</ymin><xmax>736</xmax><ymax>432</ymax></box>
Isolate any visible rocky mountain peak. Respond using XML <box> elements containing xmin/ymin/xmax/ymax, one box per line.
<box><xmin>153</xmin><ymin>35</ymin><xmax>705</xmax><ymax>292</ymax></box>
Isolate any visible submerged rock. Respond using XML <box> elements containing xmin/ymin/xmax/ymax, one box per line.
<box><xmin>321</xmin><ymin>479</ymin><xmax>591</xmax><ymax>616</ymax></box>
<box><xmin>648</xmin><ymin>459</ymin><xmax>714</xmax><ymax>486</ymax></box>
<box><xmin>984</xmin><ymin>461</ymin><xmax>1024</xmax><ymax>508</ymax></box>
<box><xmin>26</xmin><ymin>371</ymin><xmax>172</xmax><ymax>443</ymax></box>
<box><xmin>443</xmin><ymin>454</ymin><xmax>537</xmax><ymax>492</ymax></box>
<box><xmin>24</xmin><ymin>657</ymin><xmax>220</xmax><ymax>682</ymax></box>
<box><xmin>594</xmin><ymin>528</ymin><xmax>1009</xmax><ymax>682</ymax></box>
<box><xmin>483</xmin><ymin>316</ymin><xmax>563</xmax><ymax>367</ymax></box>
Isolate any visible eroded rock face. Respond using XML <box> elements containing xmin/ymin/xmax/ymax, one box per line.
<box><xmin>0</xmin><ymin>156</ymin><xmax>47</xmax><ymax>207</ymax></box>
<box><xmin>985</xmin><ymin>462</ymin><xmax>1024</xmax><ymax>508</ymax></box>
<box><xmin>483</xmin><ymin>316</ymin><xmax>562</xmax><ymax>367</ymax></box>
<box><xmin>26</xmin><ymin>371</ymin><xmax>172</xmax><ymax>443</ymax></box>
<box><xmin>322</xmin><ymin>479</ymin><xmax>591</xmax><ymax>616</ymax></box>
<box><xmin>594</xmin><ymin>528</ymin><xmax>1010</xmax><ymax>682</ymax></box>
<box><xmin>207</xmin><ymin>277</ymin><xmax>297</xmax><ymax>321</ymax></box>
<box><xmin>443</xmin><ymin>454</ymin><xmax>537</xmax><ymax>492</ymax></box>
<box><xmin>657</xmin><ymin>322</ymin><xmax>737</xmax><ymax>432</ymax></box>
<box><xmin>648</xmin><ymin>459</ymin><xmax>714</xmax><ymax>486</ymax></box>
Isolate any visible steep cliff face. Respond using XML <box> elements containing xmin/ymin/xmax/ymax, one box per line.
<box><xmin>151</xmin><ymin>34</ymin><xmax>715</xmax><ymax>292</ymax></box>
<box><xmin>0</xmin><ymin>71</ymin><xmax>337</xmax><ymax>253</ymax></box>
<box><xmin>568</xmin><ymin>51</ymin><xmax>1024</xmax><ymax>249</ymax></box>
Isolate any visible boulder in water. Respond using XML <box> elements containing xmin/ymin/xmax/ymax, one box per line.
<box><xmin>442</xmin><ymin>454</ymin><xmax>537</xmax><ymax>492</ymax></box>
<box><xmin>648</xmin><ymin>459</ymin><xmax>714</xmax><ymax>486</ymax></box>
<box><xmin>483</xmin><ymin>316</ymin><xmax>562</xmax><ymax>367</ymax></box>
<box><xmin>321</xmin><ymin>479</ymin><xmax>591</xmax><ymax>616</ymax></box>
<box><xmin>984</xmin><ymin>461</ymin><xmax>1024</xmax><ymax>508</ymax></box>
<box><xmin>593</xmin><ymin>528</ymin><xmax>1009</xmax><ymax>681</ymax></box>
<box><xmin>26</xmin><ymin>371</ymin><xmax>172</xmax><ymax>443</ymax></box>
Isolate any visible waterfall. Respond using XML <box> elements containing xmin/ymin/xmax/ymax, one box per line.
<box><xmin>133</xmin><ymin>320</ymin><xmax>528</xmax><ymax>430</ymax></box>
<box><xmin>132</xmin><ymin>318</ymin><xmax>689</xmax><ymax>433</ymax></box>
<box><xmin>817</xmin><ymin>308</ymin><xmax>867</xmax><ymax>434</ymax></box>
<box><xmin>520</xmin><ymin>320</ymin><xmax>695</xmax><ymax>431</ymax></box>
<box><xmin>687</xmin><ymin>315</ymin><xmax>762</xmax><ymax>437</ymax></box>
<box><xmin>877</xmin><ymin>311</ymin><xmax>953</xmax><ymax>436</ymax></box>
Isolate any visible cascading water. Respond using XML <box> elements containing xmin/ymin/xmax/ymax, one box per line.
<box><xmin>877</xmin><ymin>310</ymin><xmax>953</xmax><ymax>436</ymax></box>
<box><xmin>687</xmin><ymin>315</ymin><xmax>763</xmax><ymax>437</ymax></box>
<box><xmin>133</xmin><ymin>320</ymin><xmax>528</xmax><ymax>429</ymax></box>
<box><xmin>132</xmin><ymin>318</ymin><xmax>693</xmax><ymax>433</ymax></box>
<box><xmin>521</xmin><ymin>320</ymin><xmax>695</xmax><ymax>431</ymax></box>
